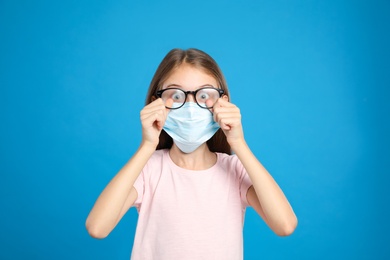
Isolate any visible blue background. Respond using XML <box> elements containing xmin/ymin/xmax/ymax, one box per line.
<box><xmin>1</xmin><ymin>0</ymin><xmax>389</xmax><ymax>259</ymax></box>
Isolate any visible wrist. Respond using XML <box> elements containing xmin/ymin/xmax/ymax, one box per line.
<box><xmin>229</xmin><ymin>138</ymin><xmax>247</xmax><ymax>153</ymax></box>
<box><xmin>139</xmin><ymin>140</ymin><xmax>158</xmax><ymax>154</ymax></box>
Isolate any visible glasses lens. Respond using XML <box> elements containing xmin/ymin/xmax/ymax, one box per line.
<box><xmin>161</xmin><ymin>89</ymin><xmax>185</xmax><ymax>108</ymax></box>
<box><xmin>196</xmin><ymin>88</ymin><xmax>221</xmax><ymax>108</ymax></box>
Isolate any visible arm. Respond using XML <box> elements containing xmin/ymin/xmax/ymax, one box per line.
<box><xmin>85</xmin><ymin>98</ymin><xmax>171</xmax><ymax>238</ymax></box>
<box><xmin>213</xmin><ymin>98</ymin><xmax>297</xmax><ymax>236</ymax></box>
<box><xmin>85</xmin><ymin>143</ymin><xmax>155</xmax><ymax>239</ymax></box>
<box><xmin>234</xmin><ymin>141</ymin><xmax>297</xmax><ymax>236</ymax></box>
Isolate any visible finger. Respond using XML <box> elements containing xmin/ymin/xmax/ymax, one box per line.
<box><xmin>218</xmin><ymin>120</ymin><xmax>231</xmax><ymax>131</ymax></box>
<box><xmin>142</xmin><ymin>98</ymin><xmax>165</xmax><ymax>112</ymax></box>
<box><xmin>215</xmin><ymin>110</ymin><xmax>241</xmax><ymax>129</ymax></box>
<box><xmin>213</xmin><ymin>107</ymin><xmax>240</xmax><ymax>122</ymax></box>
<box><xmin>206</xmin><ymin>99</ymin><xmax>214</xmax><ymax>108</ymax></box>
<box><xmin>215</xmin><ymin>112</ymin><xmax>241</xmax><ymax>122</ymax></box>
<box><xmin>156</xmin><ymin>116</ymin><xmax>164</xmax><ymax>130</ymax></box>
<box><xmin>156</xmin><ymin>108</ymin><xmax>169</xmax><ymax>130</ymax></box>
<box><xmin>209</xmin><ymin>98</ymin><xmax>222</xmax><ymax>113</ymax></box>
<box><xmin>214</xmin><ymin>98</ymin><xmax>234</xmax><ymax>108</ymax></box>
<box><xmin>148</xmin><ymin>97</ymin><xmax>165</xmax><ymax>107</ymax></box>
<box><xmin>141</xmin><ymin>102</ymin><xmax>166</xmax><ymax>118</ymax></box>
<box><xmin>213</xmin><ymin>106</ymin><xmax>239</xmax><ymax>114</ymax></box>
<box><xmin>212</xmin><ymin>98</ymin><xmax>236</xmax><ymax>114</ymax></box>
<box><xmin>140</xmin><ymin>107</ymin><xmax>165</xmax><ymax>120</ymax></box>
<box><xmin>218</xmin><ymin>117</ymin><xmax>241</xmax><ymax>130</ymax></box>
<box><xmin>165</xmin><ymin>98</ymin><xmax>174</xmax><ymax>111</ymax></box>
<box><xmin>142</xmin><ymin>111</ymin><xmax>165</xmax><ymax>130</ymax></box>
<box><xmin>141</xmin><ymin>111</ymin><xmax>160</xmax><ymax>126</ymax></box>
<box><xmin>142</xmin><ymin>98</ymin><xmax>173</xmax><ymax>120</ymax></box>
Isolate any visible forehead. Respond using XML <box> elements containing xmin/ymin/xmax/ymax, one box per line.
<box><xmin>162</xmin><ymin>64</ymin><xmax>218</xmax><ymax>90</ymax></box>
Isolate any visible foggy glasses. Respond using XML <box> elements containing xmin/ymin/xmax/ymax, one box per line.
<box><xmin>156</xmin><ymin>87</ymin><xmax>224</xmax><ymax>109</ymax></box>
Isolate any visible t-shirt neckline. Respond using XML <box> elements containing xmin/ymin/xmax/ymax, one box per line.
<box><xmin>164</xmin><ymin>149</ymin><xmax>220</xmax><ymax>174</ymax></box>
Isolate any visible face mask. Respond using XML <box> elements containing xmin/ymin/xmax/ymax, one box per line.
<box><xmin>163</xmin><ymin>102</ymin><xmax>220</xmax><ymax>153</ymax></box>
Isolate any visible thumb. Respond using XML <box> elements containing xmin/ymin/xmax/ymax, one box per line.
<box><xmin>210</xmin><ymin>98</ymin><xmax>224</xmax><ymax>116</ymax></box>
<box><xmin>165</xmin><ymin>98</ymin><xmax>174</xmax><ymax>111</ymax></box>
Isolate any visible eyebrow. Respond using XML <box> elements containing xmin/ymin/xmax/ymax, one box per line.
<box><xmin>164</xmin><ymin>84</ymin><xmax>215</xmax><ymax>89</ymax></box>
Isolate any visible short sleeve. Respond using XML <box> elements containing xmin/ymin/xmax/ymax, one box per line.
<box><xmin>234</xmin><ymin>155</ymin><xmax>253</xmax><ymax>208</ymax></box>
<box><xmin>131</xmin><ymin>149</ymin><xmax>164</xmax><ymax>212</ymax></box>
<box><xmin>240</xmin><ymin>174</ymin><xmax>253</xmax><ymax>207</ymax></box>
<box><xmin>132</xmin><ymin>170</ymin><xmax>144</xmax><ymax>211</ymax></box>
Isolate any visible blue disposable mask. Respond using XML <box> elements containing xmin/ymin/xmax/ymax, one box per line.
<box><xmin>163</xmin><ymin>102</ymin><xmax>220</xmax><ymax>153</ymax></box>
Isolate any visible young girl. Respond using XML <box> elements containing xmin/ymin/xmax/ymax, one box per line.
<box><xmin>86</xmin><ymin>48</ymin><xmax>297</xmax><ymax>259</ymax></box>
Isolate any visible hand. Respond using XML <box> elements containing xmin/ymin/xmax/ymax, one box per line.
<box><xmin>212</xmin><ymin>98</ymin><xmax>245</xmax><ymax>148</ymax></box>
<box><xmin>140</xmin><ymin>98</ymin><xmax>173</xmax><ymax>148</ymax></box>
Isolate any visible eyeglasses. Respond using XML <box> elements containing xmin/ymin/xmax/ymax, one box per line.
<box><xmin>156</xmin><ymin>87</ymin><xmax>224</xmax><ymax>109</ymax></box>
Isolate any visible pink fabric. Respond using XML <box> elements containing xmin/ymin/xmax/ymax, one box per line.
<box><xmin>131</xmin><ymin>149</ymin><xmax>253</xmax><ymax>260</ymax></box>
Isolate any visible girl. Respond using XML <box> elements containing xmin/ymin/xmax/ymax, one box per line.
<box><xmin>86</xmin><ymin>48</ymin><xmax>297</xmax><ymax>259</ymax></box>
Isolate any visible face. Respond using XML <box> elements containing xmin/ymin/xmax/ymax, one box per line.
<box><xmin>160</xmin><ymin>63</ymin><xmax>225</xmax><ymax>108</ymax></box>
<box><xmin>163</xmin><ymin>63</ymin><xmax>218</xmax><ymax>92</ymax></box>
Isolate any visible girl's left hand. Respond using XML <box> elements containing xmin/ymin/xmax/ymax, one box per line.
<box><xmin>212</xmin><ymin>98</ymin><xmax>245</xmax><ymax>148</ymax></box>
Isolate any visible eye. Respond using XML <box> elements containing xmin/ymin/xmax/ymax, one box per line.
<box><xmin>169</xmin><ymin>89</ymin><xmax>185</xmax><ymax>101</ymax></box>
<box><xmin>172</xmin><ymin>94</ymin><xmax>180</xmax><ymax>100</ymax></box>
<box><xmin>198</xmin><ymin>92</ymin><xmax>210</xmax><ymax>101</ymax></box>
<box><xmin>196</xmin><ymin>88</ymin><xmax>220</xmax><ymax>108</ymax></box>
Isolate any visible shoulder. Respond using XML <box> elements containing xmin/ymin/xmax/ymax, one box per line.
<box><xmin>216</xmin><ymin>152</ymin><xmax>244</xmax><ymax>173</ymax></box>
<box><xmin>148</xmin><ymin>149</ymin><xmax>169</xmax><ymax>166</ymax></box>
<box><xmin>216</xmin><ymin>152</ymin><xmax>249</xmax><ymax>180</ymax></box>
<box><xmin>217</xmin><ymin>152</ymin><xmax>240</xmax><ymax>165</ymax></box>
<box><xmin>150</xmin><ymin>149</ymin><xmax>167</xmax><ymax>161</ymax></box>
<box><xmin>142</xmin><ymin>149</ymin><xmax>168</xmax><ymax>174</ymax></box>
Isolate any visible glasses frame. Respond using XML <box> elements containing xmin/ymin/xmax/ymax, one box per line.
<box><xmin>156</xmin><ymin>87</ymin><xmax>225</xmax><ymax>109</ymax></box>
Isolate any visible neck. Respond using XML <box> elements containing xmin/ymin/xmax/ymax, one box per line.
<box><xmin>169</xmin><ymin>143</ymin><xmax>217</xmax><ymax>171</ymax></box>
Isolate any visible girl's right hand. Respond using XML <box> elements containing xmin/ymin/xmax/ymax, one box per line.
<box><xmin>140</xmin><ymin>98</ymin><xmax>173</xmax><ymax>148</ymax></box>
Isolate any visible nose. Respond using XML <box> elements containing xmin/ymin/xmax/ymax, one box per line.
<box><xmin>186</xmin><ymin>93</ymin><xmax>196</xmax><ymax>102</ymax></box>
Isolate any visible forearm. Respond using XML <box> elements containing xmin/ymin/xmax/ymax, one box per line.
<box><xmin>232</xmin><ymin>140</ymin><xmax>297</xmax><ymax>234</ymax></box>
<box><xmin>86</xmin><ymin>142</ymin><xmax>155</xmax><ymax>237</ymax></box>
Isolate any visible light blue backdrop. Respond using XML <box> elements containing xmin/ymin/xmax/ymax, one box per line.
<box><xmin>1</xmin><ymin>0</ymin><xmax>389</xmax><ymax>259</ymax></box>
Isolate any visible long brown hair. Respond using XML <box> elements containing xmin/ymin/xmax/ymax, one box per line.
<box><xmin>145</xmin><ymin>48</ymin><xmax>232</xmax><ymax>155</ymax></box>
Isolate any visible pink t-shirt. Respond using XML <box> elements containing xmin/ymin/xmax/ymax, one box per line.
<box><xmin>131</xmin><ymin>149</ymin><xmax>253</xmax><ymax>260</ymax></box>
